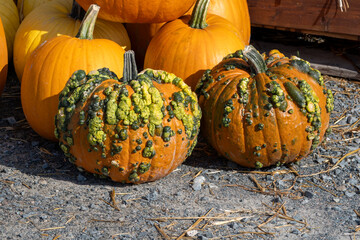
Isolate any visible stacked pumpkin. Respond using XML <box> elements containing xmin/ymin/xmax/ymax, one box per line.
<box><xmin>0</xmin><ymin>0</ymin><xmax>334</xmax><ymax>183</ymax></box>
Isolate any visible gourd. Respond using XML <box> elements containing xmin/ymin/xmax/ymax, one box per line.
<box><xmin>13</xmin><ymin>0</ymin><xmax>130</xmax><ymax>80</ymax></box>
<box><xmin>0</xmin><ymin>0</ymin><xmax>20</xmax><ymax>58</ymax></box>
<box><xmin>144</xmin><ymin>0</ymin><xmax>246</xmax><ymax>90</ymax></box>
<box><xmin>75</xmin><ymin>0</ymin><xmax>197</xmax><ymax>23</ymax></box>
<box><xmin>126</xmin><ymin>0</ymin><xmax>251</xmax><ymax>70</ymax></box>
<box><xmin>0</xmin><ymin>18</ymin><xmax>8</xmax><ymax>95</ymax></box>
<box><xmin>21</xmin><ymin>4</ymin><xmax>126</xmax><ymax>141</ymax></box>
<box><xmin>196</xmin><ymin>45</ymin><xmax>334</xmax><ymax>168</ymax></box>
<box><xmin>54</xmin><ymin>51</ymin><xmax>201</xmax><ymax>183</ymax></box>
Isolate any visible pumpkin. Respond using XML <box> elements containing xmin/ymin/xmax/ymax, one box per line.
<box><xmin>196</xmin><ymin>45</ymin><xmax>334</xmax><ymax>168</ymax></box>
<box><xmin>17</xmin><ymin>0</ymin><xmax>52</xmax><ymax>20</ymax></box>
<box><xmin>75</xmin><ymin>0</ymin><xmax>196</xmax><ymax>23</ymax></box>
<box><xmin>185</xmin><ymin>0</ymin><xmax>251</xmax><ymax>44</ymax></box>
<box><xmin>127</xmin><ymin>0</ymin><xmax>250</xmax><ymax>71</ymax></box>
<box><xmin>54</xmin><ymin>50</ymin><xmax>201</xmax><ymax>183</ymax></box>
<box><xmin>13</xmin><ymin>0</ymin><xmax>130</xmax><ymax>81</ymax></box>
<box><xmin>0</xmin><ymin>18</ymin><xmax>8</xmax><ymax>95</ymax></box>
<box><xmin>144</xmin><ymin>0</ymin><xmax>246</xmax><ymax>91</ymax></box>
<box><xmin>0</xmin><ymin>0</ymin><xmax>20</xmax><ymax>58</ymax></box>
<box><xmin>21</xmin><ymin>4</ymin><xmax>126</xmax><ymax>141</ymax></box>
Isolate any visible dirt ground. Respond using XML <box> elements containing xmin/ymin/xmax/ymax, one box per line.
<box><xmin>1</xmin><ymin>32</ymin><xmax>360</xmax><ymax>240</ymax></box>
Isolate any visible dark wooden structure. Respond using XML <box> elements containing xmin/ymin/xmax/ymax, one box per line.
<box><xmin>248</xmin><ymin>0</ymin><xmax>360</xmax><ymax>40</ymax></box>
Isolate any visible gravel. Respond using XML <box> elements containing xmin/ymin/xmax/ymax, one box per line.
<box><xmin>1</xmin><ymin>63</ymin><xmax>360</xmax><ymax>239</ymax></box>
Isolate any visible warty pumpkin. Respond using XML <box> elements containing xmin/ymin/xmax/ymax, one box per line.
<box><xmin>144</xmin><ymin>0</ymin><xmax>246</xmax><ymax>91</ymax></box>
<box><xmin>75</xmin><ymin>0</ymin><xmax>197</xmax><ymax>23</ymax></box>
<box><xmin>0</xmin><ymin>0</ymin><xmax>20</xmax><ymax>58</ymax></box>
<box><xmin>0</xmin><ymin>18</ymin><xmax>8</xmax><ymax>96</ymax></box>
<box><xmin>55</xmin><ymin>50</ymin><xmax>201</xmax><ymax>183</ymax></box>
<box><xmin>126</xmin><ymin>0</ymin><xmax>251</xmax><ymax>70</ymax></box>
<box><xmin>196</xmin><ymin>45</ymin><xmax>334</xmax><ymax>168</ymax></box>
<box><xmin>21</xmin><ymin>4</ymin><xmax>126</xmax><ymax>141</ymax></box>
<box><xmin>13</xmin><ymin>0</ymin><xmax>130</xmax><ymax>81</ymax></box>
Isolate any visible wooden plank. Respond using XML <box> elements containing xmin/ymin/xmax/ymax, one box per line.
<box><xmin>311</xmin><ymin>63</ymin><xmax>360</xmax><ymax>80</ymax></box>
<box><xmin>252</xmin><ymin>40</ymin><xmax>360</xmax><ymax>81</ymax></box>
<box><xmin>248</xmin><ymin>0</ymin><xmax>360</xmax><ymax>39</ymax></box>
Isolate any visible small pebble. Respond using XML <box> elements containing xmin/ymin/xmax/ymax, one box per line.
<box><xmin>303</xmin><ymin>191</ymin><xmax>314</xmax><ymax>199</ymax></box>
<box><xmin>77</xmin><ymin>174</ymin><xmax>87</xmax><ymax>182</ymax></box>
<box><xmin>5</xmin><ymin>117</ymin><xmax>17</xmax><ymax>125</ymax></box>
<box><xmin>186</xmin><ymin>230</ymin><xmax>198</xmax><ymax>237</ymax></box>
<box><xmin>345</xmin><ymin>191</ymin><xmax>356</xmax><ymax>198</ymax></box>
<box><xmin>192</xmin><ymin>176</ymin><xmax>206</xmax><ymax>191</ymax></box>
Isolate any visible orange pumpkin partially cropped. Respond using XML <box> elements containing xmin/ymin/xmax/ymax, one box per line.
<box><xmin>144</xmin><ymin>0</ymin><xmax>246</xmax><ymax>90</ymax></box>
<box><xmin>21</xmin><ymin>5</ymin><xmax>125</xmax><ymax>141</ymax></box>
<box><xmin>0</xmin><ymin>19</ymin><xmax>8</xmax><ymax>95</ymax></box>
<box><xmin>13</xmin><ymin>0</ymin><xmax>130</xmax><ymax>81</ymax></box>
<box><xmin>196</xmin><ymin>45</ymin><xmax>334</xmax><ymax>168</ymax></box>
<box><xmin>76</xmin><ymin>0</ymin><xmax>196</xmax><ymax>23</ymax></box>
<box><xmin>126</xmin><ymin>0</ymin><xmax>250</xmax><ymax>70</ymax></box>
<box><xmin>0</xmin><ymin>0</ymin><xmax>19</xmax><ymax>58</ymax></box>
<box><xmin>55</xmin><ymin>51</ymin><xmax>202</xmax><ymax>183</ymax></box>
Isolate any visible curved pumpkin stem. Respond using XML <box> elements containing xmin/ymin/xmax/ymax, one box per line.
<box><xmin>123</xmin><ymin>50</ymin><xmax>138</xmax><ymax>82</ymax></box>
<box><xmin>243</xmin><ymin>45</ymin><xmax>268</xmax><ymax>74</ymax></box>
<box><xmin>69</xmin><ymin>0</ymin><xmax>86</xmax><ymax>20</ymax></box>
<box><xmin>189</xmin><ymin>0</ymin><xmax>210</xmax><ymax>29</ymax></box>
<box><xmin>76</xmin><ymin>4</ymin><xmax>100</xmax><ymax>40</ymax></box>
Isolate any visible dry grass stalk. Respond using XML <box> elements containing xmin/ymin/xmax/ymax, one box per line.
<box><xmin>154</xmin><ymin>223</ymin><xmax>171</xmax><ymax>240</ymax></box>
<box><xmin>110</xmin><ymin>189</ymin><xmax>120</xmax><ymax>211</ymax></box>
<box><xmin>192</xmin><ymin>170</ymin><xmax>203</xmax><ymax>179</ymax></box>
<box><xmin>250</xmin><ymin>175</ymin><xmax>265</xmax><ymax>192</ymax></box>
<box><xmin>65</xmin><ymin>216</ymin><xmax>75</xmax><ymax>225</ymax></box>
<box><xmin>39</xmin><ymin>226</ymin><xmax>65</xmax><ymax>231</ymax></box>
<box><xmin>354</xmin><ymin>209</ymin><xmax>360</xmax><ymax>217</ymax></box>
<box><xmin>99</xmin><ymin>198</ymin><xmax>120</xmax><ymax>211</ymax></box>
<box><xmin>305</xmin><ymin>180</ymin><xmax>338</xmax><ymax>197</ymax></box>
<box><xmin>21</xmin><ymin>182</ymin><xmax>31</xmax><ymax>189</ymax></box>
<box><xmin>176</xmin><ymin>208</ymin><xmax>213</xmax><ymax>240</ymax></box>
<box><xmin>89</xmin><ymin>219</ymin><xmax>123</xmax><ymax>223</ymax></box>
<box><xmin>52</xmin><ymin>234</ymin><xmax>62</xmax><ymax>240</ymax></box>
<box><xmin>299</xmin><ymin>147</ymin><xmax>360</xmax><ymax>177</ymax></box>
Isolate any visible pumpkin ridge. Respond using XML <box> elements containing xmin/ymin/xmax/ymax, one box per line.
<box><xmin>209</xmin><ymin>72</ymin><xmax>232</xmax><ymax>152</ymax></box>
<box><xmin>254</xmin><ymin>75</ymin><xmax>272</xmax><ymax>166</ymax></box>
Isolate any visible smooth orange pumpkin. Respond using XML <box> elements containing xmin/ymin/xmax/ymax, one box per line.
<box><xmin>196</xmin><ymin>45</ymin><xmax>334</xmax><ymax>168</ymax></box>
<box><xmin>75</xmin><ymin>0</ymin><xmax>197</xmax><ymax>23</ymax></box>
<box><xmin>144</xmin><ymin>0</ymin><xmax>246</xmax><ymax>90</ymax></box>
<box><xmin>127</xmin><ymin>0</ymin><xmax>250</xmax><ymax>70</ymax></box>
<box><xmin>0</xmin><ymin>19</ymin><xmax>8</xmax><ymax>95</ymax></box>
<box><xmin>17</xmin><ymin>0</ymin><xmax>52</xmax><ymax>20</ymax></box>
<box><xmin>55</xmin><ymin>51</ymin><xmax>201</xmax><ymax>183</ymax></box>
<box><xmin>13</xmin><ymin>0</ymin><xmax>130</xmax><ymax>81</ymax></box>
<box><xmin>21</xmin><ymin>5</ymin><xmax>126</xmax><ymax>141</ymax></box>
<box><xmin>0</xmin><ymin>0</ymin><xmax>20</xmax><ymax>58</ymax></box>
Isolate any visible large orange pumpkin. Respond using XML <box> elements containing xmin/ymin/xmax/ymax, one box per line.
<box><xmin>0</xmin><ymin>0</ymin><xmax>19</xmax><ymax>58</ymax></box>
<box><xmin>0</xmin><ymin>19</ymin><xmax>8</xmax><ymax>95</ymax></box>
<box><xmin>196</xmin><ymin>45</ymin><xmax>334</xmax><ymax>168</ymax></box>
<box><xmin>21</xmin><ymin>5</ymin><xmax>126</xmax><ymax>141</ymax></box>
<box><xmin>144</xmin><ymin>0</ymin><xmax>246</xmax><ymax>90</ymax></box>
<box><xmin>75</xmin><ymin>0</ymin><xmax>197</xmax><ymax>23</ymax></box>
<box><xmin>55</xmin><ymin>51</ymin><xmax>201</xmax><ymax>183</ymax></box>
<box><xmin>13</xmin><ymin>0</ymin><xmax>130</xmax><ymax>81</ymax></box>
<box><xmin>127</xmin><ymin>0</ymin><xmax>250</xmax><ymax>70</ymax></box>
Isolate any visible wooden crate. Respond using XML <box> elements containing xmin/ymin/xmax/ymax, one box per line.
<box><xmin>248</xmin><ymin>0</ymin><xmax>360</xmax><ymax>40</ymax></box>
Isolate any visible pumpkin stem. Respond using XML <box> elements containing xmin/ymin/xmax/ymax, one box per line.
<box><xmin>69</xmin><ymin>0</ymin><xmax>86</xmax><ymax>20</ymax></box>
<box><xmin>75</xmin><ymin>4</ymin><xmax>100</xmax><ymax>40</ymax></box>
<box><xmin>123</xmin><ymin>50</ymin><xmax>138</xmax><ymax>82</ymax></box>
<box><xmin>189</xmin><ymin>0</ymin><xmax>210</xmax><ymax>29</ymax></box>
<box><xmin>243</xmin><ymin>45</ymin><xmax>268</xmax><ymax>74</ymax></box>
